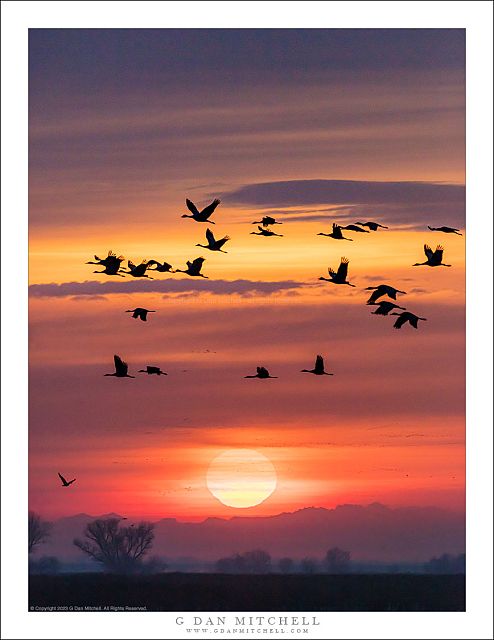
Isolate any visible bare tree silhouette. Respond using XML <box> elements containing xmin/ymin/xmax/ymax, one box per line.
<box><xmin>28</xmin><ymin>511</ymin><xmax>52</xmax><ymax>554</ymax></box>
<box><xmin>325</xmin><ymin>547</ymin><xmax>351</xmax><ymax>574</ymax></box>
<box><xmin>73</xmin><ymin>518</ymin><xmax>154</xmax><ymax>574</ymax></box>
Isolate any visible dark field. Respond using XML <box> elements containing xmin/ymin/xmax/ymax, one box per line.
<box><xmin>29</xmin><ymin>573</ymin><xmax>465</xmax><ymax>611</ymax></box>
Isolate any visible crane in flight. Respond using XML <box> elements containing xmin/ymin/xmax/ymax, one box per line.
<box><xmin>58</xmin><ymin>472</ymin><xmax>76</xmax><ymax>487</ymax></box>
<box><xmin>196</xmin><ymin>228</ymin><xmax>230</xmax><ymax>253</ymax></box>
<box><xmin>317</xmin><ymin>223</ymin><xmax>352</xmax><ymax>241</ymax></box>
<box><xmin>365</xmin><ymin>285</ymin><xmax>406</xmax><ymax>305</ymax></box>
<box><xmin>354</xmin><ymin>221</ymin><xmax>388</xmax><ymax>231</ymax></box>
<box><xmin>244</xmin><ymin>366</ymin><xmax>278</xmax><ymax>379</ymax></box>
<box><xmin>252</xmin><ymin>216</ymin><xmax>283</xmax><ymax>227</ymax></box>
<box><xmin>104</xmin><ymin>355</ymin><xmax>135</xmax><ymax>378</ymax></box>
<box><xmin>182</xmin><ymin>198</ymin><xmax>221</xmax><ymax>223</ymax></box>
<box><xmin>175</xmin><ymin>257</ymin><xmax>209</xmax><ymax>278</ymax></box>
<box><xmin>319</xmin><ymin>257</ymin><xmax>355</xmax><ymax>287</ymax></box>
<box><xmin>125</xmin><ymin>308</ymin><xmax>155</xmax><ymax>322</ymax></box>
<box><xmin>427</xmin><ymin>225</ymin><xmax>462</xmax><ymax>235</ymax></box>
<box><xmin>391</xmin><ymin>311</ymin><xmax>427</xmax><ymax>329</ymax></box>
<box><xmin>301</xmin><ymin>355</ymin><xmax>333</xmax><ymax>376</ymax></box>
<box><xmin>413</xmin><ymin>245</ymin><xmax>451</xmax><ymax>267</ymax></box>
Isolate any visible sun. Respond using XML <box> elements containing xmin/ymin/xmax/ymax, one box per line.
<box><xmin>206</xmin><ymin>449</ymin><xmax>277</xmax><ymax>508</ymax></box>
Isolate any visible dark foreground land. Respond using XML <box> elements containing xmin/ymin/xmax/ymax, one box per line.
<box><xmin>29</xmin><ymin>573</ymin><xmax>465</xmax><ymax>611</ymax></box>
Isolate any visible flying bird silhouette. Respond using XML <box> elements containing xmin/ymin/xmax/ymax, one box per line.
<box><xmin>413</xmin><ymin>244</ymin><xmax>451</xmax><ymax>267</ymax></box>
<box><xmin>365</xmin><ymin>285</ymin><xmax>407</xmax><ymax>305</ymax></box>
<box><xmin>86</xmin><ymin>250</ymin><xmax>124</xmax><ymax>268</ymax></box>
<box><xmin>317</xmin><ymin>223</ymin><xmax>352</xmax><ymax>241</ymax></box>
<box><xmin>341</xmin><ymin>224</ymin><xmax>369</xmax><ymax>233</ymax></box>
<box><xmin>138</xmin><ymin>366</ymin><xmax>167</xmax><ymax>375</ymax></box>
<box><xmin>252</xmin><ymin>216</ymin><xmax>283</xmax><ymax>227</ymax></box>
<box><xmin>250</xmin><ymin>226</ymin><xmax>283</xmax><ymax>237</ymax></box>
<box><xmin>58</xmin><ymin>472</ymin><xmax>76</xmax><ymax>487</ymax></box>
<box><xmin>93</xmin><ymin>262</ymin><xmax>126</xmax><ymax>277</ymax></box>
<box><xmin>182</xmin><ymin>198</ymin><xmax>221</xmax><ymax>223</ymax></box>
<box><xmin>125</xmin><ymin>308</ymin><xmax>155</xmax><ymax>322</ymax></box>
<box><xmin>369</xmin><ymin>301</ymin><xmax>406</xmax><ymax>316</ymax></box>
<box><xmin>301</xmin><ymin>355</ymin><xmax>333</xmax><ymax>375</ymax></box>
<box><xmin>147</xmin><ymin>260</ymin><xmax>174</xmax><ymax>273</ymax></box>
<box><xmin>89</xmin><ymin>251</ymin><xmax>126</xmax><ymax>276</ymax></box>
<box><xmin>196</xmin><ymin>228</ymin><xmax>230</xmax><ymax>252</ymax></box>
<box><xmin>104</xmin><ymin>355</ymin><xmax>135</xmax><ymax>378</ymax></box>
<box><xmin>127</xmin><ymin>260</ymin><xmax>153</xmax><ymax>278</ymax></box>
<box><xmin>391</xmin><ymin>311</ymin><xmax>427</xmax><ymax>329</ymax></box>
<box><xmin>427</xmin><ymin>226</ymin><xmax>462</xmax><ymax>235</ymax></box>
<box><xmin>319</xmin><ymin>257</ymin><xmax>355</xmax><ymax>286</ymax></box>
<box><xmin>244</xmin><ymin>366</ymin><xmax>277</xmax><ymax>379</ymax></box>
<box><xmin>175</xmin><ymin>257</ymin><xmax>208</xmax><ymax>278</ymax></box>
<box><xmin>355</xmin><ymin>221</ymin><xmax>388</xmax><ymax>231</ymax></box>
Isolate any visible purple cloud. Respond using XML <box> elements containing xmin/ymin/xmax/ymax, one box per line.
<box><xmin>223</xmin><ymin>179</ymin><xmax>465</xmax><ymax>228</ymax></box>
<box><xmin>29</xmin><ymin>278</ymin><xmax>306</xmax><ymax>298</ymax></box>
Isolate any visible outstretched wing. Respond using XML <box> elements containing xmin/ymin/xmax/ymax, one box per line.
<box><xmin>114</xmin><ymin>354</ymin><xmax>128</xmax><ymax>376</ymax></box>
<box><xmin>433</xmin><ymin>245</ymin><xmax>444</xmax><ymax>262</ymax></box>
<box><xmin>216</xmin><ymin>236</ymin><xmax>230</xmax><ymax>248</ymax></box>
<box><xmin>186</xmin><ymin>198</ymin><xmax>200</xmax><ymax>215</ymax></box>
<box><xmin>263</xmin><ymin>216</ymin><xmax>275</xmax><ymax>225</ymax></box>
<box><xmin>200</xmin><ymin>198</ymin><xmax>221</xmax><ymax>218</ymax></box>
<box><xmin>424</xmin><ymin>245</ymin><xmax>434</xmax><ymax>260</ymax></box>
<box><xmin>366</xmin><ymin>289</ymin><xmax>382</xmax><ymax>304</ymax></box>
<box><xmin>258</xmin><ymin>226</ymin><xmax>265</xmax><ymax>232</ymax></box>
<box><xmin>128</xmin><ymin>260</ymin><xmax>136</xmax><ymax>270</ymax></box>
<box><xmin>328</xmin><ymin>267</ymin><xmax>336</xmax><ymax>277</ymax></box>
<box><xmin>332</xmin><ymin>224</ymin><xmax>343</xmax><ymax>238</ymax></box>
<box><xmin>257</xmin><ymin>366</ymin><xmax>269</xmax><ymax>377</ymax></box>
<box><xmin>206</xmin><ymin>228</ymin><xmax>215</xmax><ymax>245</ymax></box>
<box><xmin>191</xmin><ymin>257</ymin><xmax>204</xmax><ymax>268</ymax></box>
<box><xmin>58</xmin><ymin>472</ymin><xmax>67</xmax><ymax>484</ymax></box>
<box><xmin>336</xmin><ymin>258</ymin><xmax>349</xmax><ymax>280</ymax></box>
<box><xmin>393</xmin><ymin>314</ymin><xmax>406</xmax><ymax>329</ymax></box>
<box><xmin>314</xmin><ymin>355</ymin><xmax>325</xmax><ymax>374</ymax></box>
<box><xmin>133</xmin><ymin>261</ymin><xmax>148</xmax><ymax>276</ymax></box>
<box><xmin>409</xmin><ymin>315</ymin><xmax>419</xmax><ymax>328</ymax></box>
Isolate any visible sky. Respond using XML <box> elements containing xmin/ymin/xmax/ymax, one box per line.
<box><xmin>28</xmin><ymin>29</ymin><xmax>465</xmax><ymax>523</ymax></box>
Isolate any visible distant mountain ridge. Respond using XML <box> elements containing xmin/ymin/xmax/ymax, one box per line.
<box><xmin>37</xmin><ymin>503</ymin><xmax>464</xmax><ymax>564</ymax></box>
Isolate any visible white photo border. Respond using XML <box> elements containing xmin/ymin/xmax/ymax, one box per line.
<box><xmin>1</xmin><ymin>2</ymin><xmax>492</xmax><ymax>638</ymax></box>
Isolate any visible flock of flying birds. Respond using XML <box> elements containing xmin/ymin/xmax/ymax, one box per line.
<box><xmin>57</xmin><ymin>198</ymin><xmax>461</xmax><ymax>486</ymax></box>
<box><xmin>85</xmin><ymin>196</ymin><xmax>461</xmax><ymax>377</ymax></box>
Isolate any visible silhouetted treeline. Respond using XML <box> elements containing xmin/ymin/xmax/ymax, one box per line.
<box><xmin>423</xmin><ymin>553</ymin><xmax>465</xmax><ymax>574</ymax></box>
<box><xmin>215</xmin><ymin>549</ymin><xmax>272</xmax><ymax>574</ymax></box>
<box><xmin>29</xmin><ymin>556</ymin><xmax>61</xmax><ymax>575</ymax></box>
<box><xmin>215</xmin><ymin>547</ymin><xmax>352</xmax><ymax>574</ymax></box>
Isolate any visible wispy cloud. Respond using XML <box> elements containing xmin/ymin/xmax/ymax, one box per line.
<box><xmin>29</xmin><ymin>278</ymin><xmax>306</xmax><ymax>298</ymax></box>
<box><xmin>224</xmin><ymin>179</ymin><xmax>465</xmax><ymax>228</ymax></box>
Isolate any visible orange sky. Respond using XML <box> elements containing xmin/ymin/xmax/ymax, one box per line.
<box><xmin>29</xmin><ymin>29</ymin><xmax>465</xmax><ymax>521</ymax></box>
